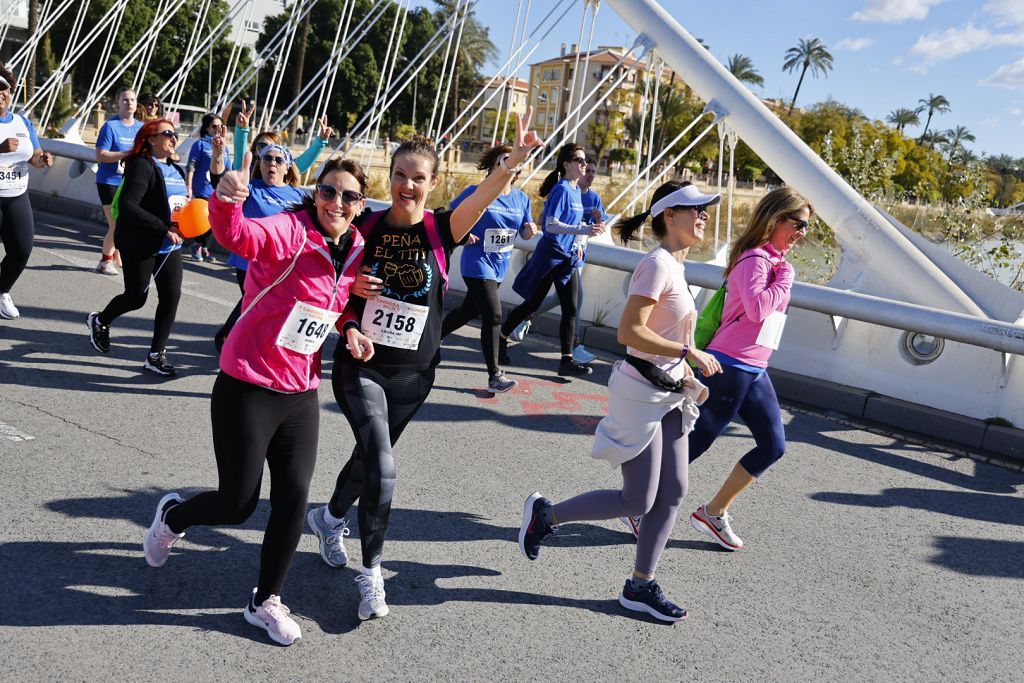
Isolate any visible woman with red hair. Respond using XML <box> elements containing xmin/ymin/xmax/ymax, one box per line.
<box><xmin>87</xmin><ymin>118</ymin><xmax>188</xmax><ymax>377</ymax></box>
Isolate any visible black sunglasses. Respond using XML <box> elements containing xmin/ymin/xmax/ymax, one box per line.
<box><xmin>317</xmin><ymin>184</ymin><xmax>365</xmax><ymax>204</ymax></box>
<box><xmin>157</xmin><ymin>130</ymin><xmax>178</xmax><ymax>139</ymax></box>
<box><xmin>689</xmin><ymin>204</ymin><xmax>712</xmax><ymax>214</ymax></box>
<box><xmin>570</xmin><ymin>156</ymin><xmax>587</xmax><ymax>165</ymax></box>
<box><xmin>261</xmin><ymin>154</ymin><xmax>287</xmax><ymax>166</ymax></box>
<box><xmin>785</xmin><ymin>216</ymin><xmax>810</xmax><ymax>232</ymax></box>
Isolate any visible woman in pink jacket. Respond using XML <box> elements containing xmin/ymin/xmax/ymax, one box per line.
<box><xmin>687</xmin><ymin>187</ymin><xmax>813</xmax><ymax>551</ymax></box>
<box><xmin>140</xmin><ymin>154</ymin><xmax>374</xmax><ymax>646</ymax></box>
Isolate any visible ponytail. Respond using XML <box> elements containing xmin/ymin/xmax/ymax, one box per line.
<box><xmin>538</xmin><ymin>170</ymin><xmax>560</xmax><ymax>198</ymax></box>
<box><xmin>615</xmin><ymin>210</ymin><xmax>651</xmax><ymax>244</ymax></box>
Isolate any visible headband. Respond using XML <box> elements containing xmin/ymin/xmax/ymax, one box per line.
<box><xmin>258</xmin><ymin>144</ymin><xmax>293</xmax><ymax>167</ymax></box>
<box><xmin>649</xmin><ymin>185</ymin><xmax>722</xmax><ymax>218</ymax></box>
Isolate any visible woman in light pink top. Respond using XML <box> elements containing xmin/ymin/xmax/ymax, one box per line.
<box><xmin>687</xmin><ymin>187</ymin><xmax>813</xmax><ymax>552</ymax></box>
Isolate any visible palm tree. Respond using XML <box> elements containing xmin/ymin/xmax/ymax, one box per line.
<box><xmin>782</xmin><ymin>37</ymin><xmax>833</xmax><ymax>115</ymax></box>
<box><xmin>920</xmin><ymin>129</ymin><xmax>950</xmax><ymax>149</ymax></box>
<box><xmin>917</xmin><ymin>93</ymin><xmax>950</xmax><ymax>141</ymax></box>
<box><xmin>727</xmin><ymin>54</ymin><xmax>764</xmax><ymax>88</ymax></box>
<box><xmin>941</xmin><ymin>125</ymin><xmax>975</xmax><ymax>161</ymax></box>
<box><xmin>885</xmin><ymin>107</ymin><xmax>921</xmax><ymax>134</ymax></box>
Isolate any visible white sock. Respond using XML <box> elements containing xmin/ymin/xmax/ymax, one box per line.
<box><xmin>361</xmin><ymin>565</ymin><xmax>382</xmax><ymax>579</ymax></box>
<box><xmin>322</xmin><ymin>507</ymin><xmax>346</xmax><ymax>528</ymax></box>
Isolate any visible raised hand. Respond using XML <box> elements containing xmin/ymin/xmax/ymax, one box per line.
<box><xmin>317</xmin><ymin>116</ymin><xmax>334</xmax><ymax>141</ymax></box>
<box><xmin>236</xmin><ymin>101</ymin><xmax>256</xmax><ymax>129</ymax></box>
<box><xmin>216</xmin><ymin>150</ymin><xmax>252</xmax><ymax>203</ymax></box>
<box><xmin>507</xmin><ymin>106</ymin><xmax>543</xmax><ymax>168</ymax></box>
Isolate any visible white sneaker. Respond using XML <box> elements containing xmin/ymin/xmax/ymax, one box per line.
<box><xmin>96</xmin><ymin>259</ymin><xmax>119</xmax><ymax>275</ymax></box>
<box><xmin>510</xmin><ymin>319</ymin><xmax>531</xmax><ymax>343</ymax></box>
<box><xmin>572</xmin><ymin>344</ymin><xmax>596</xmax><ymax>364</ymax></box>
<box><xmin>0</xmin><ymin>293</ymin><xmax>19</xmax><ymax>319</ymax></box>
<box><xmin>243</xmin><ymin>589</ymin><xmax>302</xmax><ymax>646</ymax></box>
<box><xmin>355</xmin><ymin>573</ymin><xmax>389</xmax><ymax>620</ymax></box>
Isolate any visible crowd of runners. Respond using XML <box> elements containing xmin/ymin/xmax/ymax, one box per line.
<box><xmin>2</xmin><ymin>69</ymin><xmax>810</xmax><ymax>643</ymax></box>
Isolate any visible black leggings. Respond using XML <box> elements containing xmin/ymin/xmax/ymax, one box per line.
<box><xmin>215</xmin><ymin>268</ymin><xmax>247</xmax><ymax>348</ymax></box>
<box><xmin>99</xmin><ymin>248</ymin><xmax>182</xmax><ymax>353</ymax></box>
<box><xmin>165</xmin><ymin>372</ymin><xmax>320</xmax><ymax>603</ymax></box>
<box><xmin>441</xmin><ymin>276</ymin><xmax>503</xmax><ymax>376</ymax></box>
<box><xmin>0</xmin><ymin>193</ymin><xmax>35</xmax><ymax>294</ymax></box>
<box><xmin>328</xmin><ymin>364</ymin><xmax>435</xmax><ymax>569</ymax></box>
<box><xmin>501</xmin><ymin>267</ymin><xmax>579</xmax><ymax>356</ymax></box>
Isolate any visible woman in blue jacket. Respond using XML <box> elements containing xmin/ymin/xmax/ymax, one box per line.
<box><xmin>185</xmin><ymin>113</ymin><xmax>231</xmax><ymax>261</ymax></box>
<box><xmin>441</xmin><ymin>145</ymin><xmax>537</xmax><ymax>393</ymax></box>
<box><xmin>498</xmin><ymin>143</ymin><xmax>603</xmax><ymax>377</ymax></box>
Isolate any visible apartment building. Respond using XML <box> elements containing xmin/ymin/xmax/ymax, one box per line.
<box><xmin>461</xmin><ymin>76</ymin><xmax>530</xmax><ymax>152</ymax></box>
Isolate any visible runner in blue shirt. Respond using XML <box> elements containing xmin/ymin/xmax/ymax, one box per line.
<box><xmin>94</xmin><ymin>87</ymin><xmax>143</xmax><ymax>275</ymax></box>
<box><xmin>185</xmin><ymin>113</ymin><xmax>230</xmax><ymax>261</ymax></box>
<box><xmin>573</xmin><ymin>160</ymin><xmax>611</xmax><ymax>364</ymax></box>
<box><xmin>440</xmin><ymin>145</ymin><xmax>537</xmax><ymax>393</ymax></box>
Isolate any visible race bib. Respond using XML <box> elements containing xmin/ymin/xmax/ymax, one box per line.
<box><xmin>275</xmin><ymin>301</ymin><xmax>340</xmax><ymax>355</ymax></box>
<box><xmin>361</xmin><ymin>296</ymin><xmax>429</xmax><ymax>350</ymax></box>
<box><xmin>755</xmin><ymin>310</ymin><xmax>787</xmax><ymax>350</ymax></box>
<box><xmin>168</xmin><ymin>195</ymin><xmax>189</xmax><ymax>225</ymax></box>
<box><xmin>0</xmin><ymin>165</ymin><xmax>26</xmax><ymax>192</ymax></box>
<box><xmin>483</xmin><ymin>228</ymin><xmax>517</xmax><ymax>254</ymax></box>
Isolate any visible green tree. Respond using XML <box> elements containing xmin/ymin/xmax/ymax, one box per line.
<box><xmin>885</xmin><ymin>107</ymin><xmax>920</xmax><ymax>134</ymax></box>
<box><xmin>726</xmin><ymin>53</ymin><xmax>763</xmax><ymax>88</ymax></box>
<box><xmin>941</xmin><ymin>125</ymin><xmax>975</xmax><ymax>162</ymax></box>
<box><xmin>917</xmin><ymin>93</ymin><xmax>950</xmax><ymax>141</ymax></box>
<box><xmin>782</xmin><ymin>37</ymin><xmax>833</xmax><ymax>115</ymax></box>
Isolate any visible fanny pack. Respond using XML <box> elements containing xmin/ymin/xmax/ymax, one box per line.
<box><xmin>623</xmin><ymin>355</ymin><xmax>686</xmax><ymax>393</ymax></box>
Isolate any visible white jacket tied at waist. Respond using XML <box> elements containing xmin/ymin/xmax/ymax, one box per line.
<box><xmin>591</xmin><ymin>361</ymin><xmax>710</xmax><ymax>469</ymax></box>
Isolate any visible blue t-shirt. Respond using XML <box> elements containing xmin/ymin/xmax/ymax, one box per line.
<box><xmin>95</xmin><ymin>117</ymin><xmax>143</xmax><ymax>186</ymax></box>
<box><xmin>226</xmin><ymin>180</ymin><xmax>307</xmax><ymax>270</ymax></box>
<box><xmin>187</xmin><ymin>137</ymin><xmax>231</xmax><ymax>200</ymax></box>
<box><xmin>541</xmin><ymin>178</ymin><xmax>584</xmax><ymax>256</ymax></box>
<box><xmin>581</xmin><ymin>188</ymin><xmax>609</xmax><ymax>225</ymax></box>
<box><xmin>156</xmin><ymin>160</ymin><xmax>188</xmax><ymax>255</ymax></box>
<box><xmin>455</xmin><ymin>185</ymin><xmax>533</xmax><ymax>281</ymax></box>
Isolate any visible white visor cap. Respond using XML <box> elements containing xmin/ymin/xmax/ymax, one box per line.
<box><xmin>650</xmin><ymin>184</ymin><xmax>722</xmax><ymax>218</ymax></box>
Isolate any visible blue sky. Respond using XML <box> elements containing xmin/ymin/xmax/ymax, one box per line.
<box><xmin>412</xmin><ymin>0</ymin><xmax>1022</xmax><ymax>157</ymax></box>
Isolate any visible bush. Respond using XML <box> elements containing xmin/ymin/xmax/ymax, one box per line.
<box><xmin>609</xmin><ymin>148</ymin><xmax>637</xmax><ymax>164</ymax></box>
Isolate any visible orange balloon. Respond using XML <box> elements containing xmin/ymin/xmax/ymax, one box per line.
<box><xmin>177</xmin><ymin>198</ymin><xmax>211</xmax><ymax>238</ymax></box>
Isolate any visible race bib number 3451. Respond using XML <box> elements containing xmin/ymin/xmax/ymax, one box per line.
<box><xmin>361</xmin><ymin>296</ymin><xmax>429</xmax><ymax>350</ymax></box>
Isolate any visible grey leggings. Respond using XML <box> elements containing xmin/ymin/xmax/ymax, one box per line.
<box><xmin>550</xmin><ymin>406</ymin><xmax>689</xmax><ymax>576</ymax></box>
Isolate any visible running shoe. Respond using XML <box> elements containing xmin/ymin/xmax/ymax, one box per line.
<box><xmin>306</xmin><ymin>506</ymin><xmax>349</xmax><ymax>568</ymax></box>
<box><xmin>558</xmin><ymin>357</ymin><xmax>593</xmax><ymax>376</ymax></box>
<box><xmin>96</xmin><ymin>259</ymin><xmax>119</xmax><ymax>275</ymax></box>
<box><xmin>498</xmin><ymin>337</ymin><xmax>512</xmax><ymax>365</ymax></box>
<box><xmin>355</xmin><ymin>573</ymin><xmax>389</xmax><ymax>620</ymax></box>
<box><xmin>487</xmin><ymin>373</ymin><xmax>517</xmax><ymax>394</ymax></box>
<box><xmin>189</xmin><ymin>243</ymin><xmax>204</xmax><ymax>262</ymax></box>
<box><xmin>572</xmin><ymin>344</ymin><xmax>596</xmax><ymax>364</ymax></box>
<box><xmin>144</xmin><ymin>352</ymin><xmax>177</xmax><ymax>377</ymax></box>
<box><xmin>244</xmin><ymin>589</ymin><xmax>302</xmax><ymax>646</ymax></box>
<box><xmin>202</xmin><ymin>248</ymin><xmax>215</xmax><ymax>263</ymax></box>
<box><xmin>0</xmin><ymin>293</ymin><xmax>19</xmax><ymax>320</ymax></box>
<box><xmin>690</xmin><ymin>503</ymin><xmax>744</xmax><ymax>550</ymax></box>
<box><xmin>510</xmin><ymin>318</ymin><xmax>531</xmax><ymax>343</ymax></box>
<box><xmin>618</xmin><ymin>579</ymin><xmax>687</xmax><ymax>622</ymax></box>
<box><xmin>618</xmin><ymin>515</ymin><xmax>641</xmax><ymax>539</ymax></box>
<box><xmin>518</xmin><ymin>492</ymin><xmax>554</xmax><ymax>561</ymax></box>
<box><xmin>143</xmin><ymin>492</ymin><xmax>184</xmax><ymax>568</ymax></box>
<box><xmin>87</xmin><ymin>312</ymin><xmax>110</xmax><ymax>353</ymax></box>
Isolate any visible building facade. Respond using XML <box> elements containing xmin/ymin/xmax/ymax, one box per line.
<box><xmin>460</xmin><ymin>76</ymin><xmax>529</xmax><ymax>152</ymax></box>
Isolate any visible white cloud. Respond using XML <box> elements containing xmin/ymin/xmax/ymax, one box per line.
<box><xmin>833</xmin><ymin>37</ymin><xmax>875</xmax><ymax>51</ymax></box>
<box><xmin>909</xmin><ymin>24</ymin><xmax>1024</xmax><ymax>64</ymax></box>
<box><xmin>852</xmin><ymin>0</ymin><xmax>946</xmax><ymax>23</ymax></box>
<box><xmin>984</xmin><ymin>0</ymin><xmax>1024</xmax><ymax>27</ymax></box>
<box><xmin>980</xmin><ymin>58</ymin><xmax>1024</xmax><ymax>89</ymax></box>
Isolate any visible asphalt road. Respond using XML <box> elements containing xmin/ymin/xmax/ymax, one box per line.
<box><xmin>1</xmin><ymin>211</ymin><xmax>1021</xmax><ymax>681</ymax></box>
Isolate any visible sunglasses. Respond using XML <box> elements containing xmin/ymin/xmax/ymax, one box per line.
<box><xmin>689</xmin><ymin>204</ymin><xmax>712</xmax><ymax>214</ymax></box>
<box><xmin>261</xmin><ymin>154</ymin><xmax>287</xmax><ymax>166</ymax></box>
<box><xmin>570</xmin><ymin>157</ymin><xmax>587</xmax><ymax>165</ymax></box>
<box><xmin>157</xmin><ymin>130</ymin><xmax>178</xmax><ymax>140</ymax></box>
<box><xmin>785</xmin><ymin>216</ymin><xmax>810</xmax><ymax>232</ymax></box>
<box><xmin>317</xmin><ymin>184</ymin><xmax>365</xmax><ymax>204</ymax></box>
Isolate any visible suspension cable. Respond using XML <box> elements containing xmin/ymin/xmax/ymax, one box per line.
<box><xmin>499</xmin><ymin>0</ymin><xmax>532</xmax><ymax>144</ymax></box>
<box><xmin>490</xmin><ymin>0</ymin><xmax>525</xmax><ymax>146</ymax></box>
<box><xmin>35</xmin><ymin>0</ymin><xmax>90</xmax><ymax>129</ymax></box>
<box><xmin>426</xmin><ymin>0</ymin><xmax>461</xmax><ymax>139</ymax></box>
<box><xmin>563</xmin><ymin>0</ymin><xmax>588</xmax><ymax>140</ymax></box>
<box><xmin>574</xmin><ymin>0</ymin><xmax>600</xmax><ymax>134</ymax></box>
<box><xmin>76</xmin><ymin>0</ymin><xmax>129</xmax><ymax>132</ymax></box>
<box><xmin>360</xmin><ymin>0</ymin><xmax>407</xmax><ymax>164</ymax></box>
<box><xmin>310</xmin><ymin>0</ymin><xmax>357</xmax><ymax>136</ymax></box>
<box><xmin>365</xmin><ymin>0</ymin><xmax>411</xmax><ymax>174</ymax></box>
<box><xmin>163</xmin><ymin>0</ymin><xmax>215</xmax><ymax>112</ymax></box>
<box><xmin>258</xmin><ymin>0</ymin><xmax>308</xmax><ymax>131</ymax></box>
<box><xmin>715</xmin><ymin>121</ymin><xmax>725</xmax><ymax>250</ymax></box>
<box><xmin>433</xmin><ymin>0</ymin><xmax>470</xmax><ymax>141</ymax></box>
<box><xmin>216</xmin><ymin>0</ymin><xmax>255</xmax><ymax>107</ymax></box>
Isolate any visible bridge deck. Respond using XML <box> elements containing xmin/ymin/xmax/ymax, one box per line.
<box><xmin>1</xmin><ymin>210</ymin><xmax>1021</xmax><ymax>680</ymax></box>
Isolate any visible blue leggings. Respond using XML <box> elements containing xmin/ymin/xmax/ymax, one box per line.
<box><xmin>688</xmin><ymin>366</ymin><xmax>785</xmax><ymax>478</ymax></box>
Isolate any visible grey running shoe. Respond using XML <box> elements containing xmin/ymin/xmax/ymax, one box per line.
<box><xmin>487</xmin><ymin>373</ymin><xmax>517</xmax><ymax>394</ymax></box>
<box><xmin>307</xmin><ymin>506</ymin><xmax>350</xmax><ymax>567</ymax></box>
<box><xmin>96</xmin><ymin>259</ymin><xmax>119</xmax><ymax>275</ymax></box>
<box><xmin>355</xmin><ymin>573</ymin><xmax>389</xmax><ymax>620</ymax></box>
<box><xmin>143</xmin><ymin>493</ymin><xmax>184</xmax><ymax>567</ymax></box>
<box><xmin>691</xmin><ymin>503</ymin><xmax>744</xmax><ymax>550</ymax></box>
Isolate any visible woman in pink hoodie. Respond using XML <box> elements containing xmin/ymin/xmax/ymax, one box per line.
<box><xmin>140</xmin><ymin>154</ymin><xmax>374</xmax><ymax>647</ymax></box>
<box><xmin>687</xmin><ymin>187</ymin><xmax>813</xmax><ymax>552</ymax></box>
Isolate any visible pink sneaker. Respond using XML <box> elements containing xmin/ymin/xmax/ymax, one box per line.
<box><xmin>244</xmin><ymin>590</ymin><xmax>302</xmax><ymax>645</ymax></box>
<box><xmin>142</xmin><ymin>493</ymin><xmax>184</xmax><ymax>567</ymax></box>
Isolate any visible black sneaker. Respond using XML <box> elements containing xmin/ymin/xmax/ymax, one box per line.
<box><xmin>558</xmin><ymin>357</ymin><xmax>592</xmax><ymax>376</ymax></box>
<box><xmin>498</xmin><ymin>337</ymin><xmax>512</xmax><ymax>365</ymax></box>
<box><xmin>88</xmin><ymin>312</ymin><xmax>110</xmax><ymax>353</ymax></box>
<box><xmin>618</xmin><ymin>580</ymin><xmax>687</xmax><ymax>622</ymax></box>
<box><xmin>518</xmin><ymin>492</ymin><xmax>554</xmax><ymax>561</ymax></box>
<box><xmin>144</xmin><ymin>352</ymin><xmax>177</xmax><ymax>377</ymax></box>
